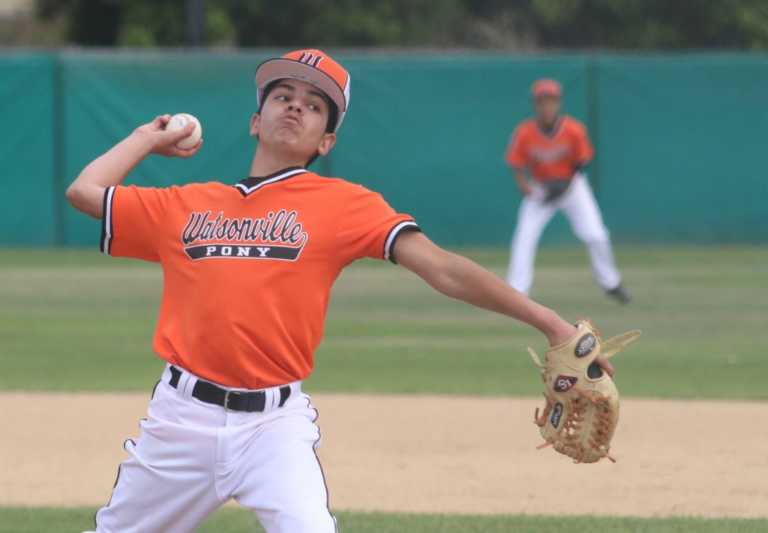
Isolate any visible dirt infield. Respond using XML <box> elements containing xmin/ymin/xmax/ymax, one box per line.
<box><xmin>1</xmin><ymin>393</ymin><xmax>766</xmax><ymax>518</ymax></box>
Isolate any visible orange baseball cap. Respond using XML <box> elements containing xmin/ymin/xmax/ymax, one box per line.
<box><xmin>255</xmin><ymin>49</ymin><xmax>351</xmax><ymax>131</ymax></box>
<box><xmin>532</xmin><ymin>79</ymin><xmax>562</xmax><ymax>98</ymax></box>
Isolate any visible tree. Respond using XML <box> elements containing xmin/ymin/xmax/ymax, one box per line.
<box><xmin>465</xmin><ymin>0</ymin><xmax>768</xmax><ymax>49</ymax></box>
<box><xmin>37</xmin><ymin>0</ymin><xmax>235</xmax><ymax>47</ymax></box>
<box><xmin>34</xmin><ymin>0</ymin><xmax>768</xmax><ymax>49</ymax></box>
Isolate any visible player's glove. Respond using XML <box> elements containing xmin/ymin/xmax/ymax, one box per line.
<box><xmin>528</xmin><ymin>320</ymin><xmax>640</xmax><ymax>463</ymax></box>
<box><xmin>541</xmin><ymin>180</ymin><xmax>572</xmax><ymax>203</ymax></box>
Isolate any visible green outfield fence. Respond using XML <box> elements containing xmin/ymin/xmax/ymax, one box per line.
<box><xmin>1</xmin><ymin>50</ymin><xmax>766</xmax><ymax>247</ymax></box>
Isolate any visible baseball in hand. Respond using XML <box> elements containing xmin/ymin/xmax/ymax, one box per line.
<box><xmin>166</xmin><ymin>113</ymin><xmax>202</xmax><ymax>149</ymax></box>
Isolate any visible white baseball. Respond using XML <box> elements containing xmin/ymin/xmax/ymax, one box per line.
<box><xmin>166</xmin><ymin>113</ymin><xmax>202</xmax><ymax>149</ymax></box>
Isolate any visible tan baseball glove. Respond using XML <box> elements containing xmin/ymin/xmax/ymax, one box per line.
<box><xmin>528</xmin><ymin>320</ymin><xmax>640</xmax><ymax>463</ymax></box>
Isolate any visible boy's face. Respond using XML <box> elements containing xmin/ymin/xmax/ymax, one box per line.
<box><xmin>250</xmin><ymin>79</ymin><xmax>336</xmax><ymax>161</ymax></box>
<box><xmin>534</xmin><ymin>94</ymin><xmax>561</xmax><ymax>125</ymax></box>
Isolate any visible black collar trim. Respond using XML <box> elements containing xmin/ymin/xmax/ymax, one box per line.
<box><xmin>537</xmin><ymin>117</ymin><xmax>563</xmax><ymax>138</ymax></box>
<box><xmin>235</xmin><ymin>167</ymin><xmax>307</xmax><ymax>196</ymax></box>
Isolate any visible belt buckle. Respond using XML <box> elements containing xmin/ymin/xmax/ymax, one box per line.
<box><xmin>223</xmin><ymin>389</ymin><xmax>233</xmax><ymax>411</ymax></box>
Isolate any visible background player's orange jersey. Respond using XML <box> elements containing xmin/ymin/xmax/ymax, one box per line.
<box><xmin>505</xmin><ymin>115</ymin><xmax>593</xmax><ymax>182</ymax></box>
<box><xmin>101</xmin><ymin>168</ymin><xmax>417</xmax><ymax>389</ymax></box>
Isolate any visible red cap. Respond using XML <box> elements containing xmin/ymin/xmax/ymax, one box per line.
<box><xmin>255</xmin><ymin>49</ymin><xmax>351</xmax><ymax>131</ymax></box>
<box><xmin>532</xmin><ymin>79</ymin><xmax>562</xmax><ymax>98</ymax></box>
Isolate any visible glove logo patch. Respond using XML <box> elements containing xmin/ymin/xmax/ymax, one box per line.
<box><xmin>553</xmin><ymin>375</ymin><xmax>578</xmax><ymax>392</ymax></box>
<box><xmin>575</xmin><ymin>333</ymin><xmax>597</xmax><ymax>358</ymax></box>
<box><xmin>550</xmin><ymin>402</ymin><xmax>564</xmax><ymax>428</ymax></box>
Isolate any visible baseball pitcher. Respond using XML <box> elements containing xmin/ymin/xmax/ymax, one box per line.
<box><xmin>505</xmin><ymin>79</ymin><xmax>630</xmax><ymax>304</ymax></box>
<box><xmin>67</xmin><ymin>51</ymin><xmax>622</xmax><ymax>533</ymax></box>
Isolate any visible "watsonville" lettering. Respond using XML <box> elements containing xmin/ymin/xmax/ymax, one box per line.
<box><xmin>181</xmin><ymin>210</ymin><xmax>308</xmax><ymax>247</ymax></box>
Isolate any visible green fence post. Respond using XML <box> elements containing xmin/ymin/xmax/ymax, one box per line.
<box><xmin>586</xmin><ymin>55</ymin><xmax>600</xmax><ymax>199</ymax></box>
<box><xmin>52</xmin><ymin>52</ymin><xmax>66</xmax><ymax>246</ymax></box>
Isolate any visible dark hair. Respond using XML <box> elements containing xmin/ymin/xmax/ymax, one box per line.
<box><xmin>260</xmin><ymin>79</ymin><xmax>338</xmax><ymax>167</ymax></box>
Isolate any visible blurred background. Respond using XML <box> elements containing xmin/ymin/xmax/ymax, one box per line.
<box><xmin>7</xmin><ymin>0</ymin><xmax>768</xmax><ymax>49</ymax></box>
<box><xmin>0</xmin><ymin>0</ymin><xmax>766</xmax><ymax>248</ymax></box>
<box><xmin>1</xmin><ymin>4</ymin><xmax>767</xmax><ymax>531</ymax></box>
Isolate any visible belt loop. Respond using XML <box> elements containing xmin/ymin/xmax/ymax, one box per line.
<box><xmin>279</xmin><ymin>386</ymin><xmax>291</xmax><ymax>407</ymax></box>
<box><xmin>180</xmin><ymin>371</ymin><xmax>194</xmax><ymax>399</ymax></box>
<box><xmin>168</xmin><ymin>366</ymin><xmax>181</xmax><ymax>388</ymax></box>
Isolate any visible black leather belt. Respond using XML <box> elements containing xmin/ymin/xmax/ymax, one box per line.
<box><xmin>168</xmin><ymin>366</ymin><xmax>291</xmax><ymax>412</ymax></box>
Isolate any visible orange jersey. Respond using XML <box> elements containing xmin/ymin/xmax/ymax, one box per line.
<box><xmin>505</xmin><ymin>115</ymin><xmax>593</xmax><ymax>182</ymax></box>
<box><xmin>101</xmin><ymin>167</ymin><xmax>418</xmax><ymax>389</ymax></box>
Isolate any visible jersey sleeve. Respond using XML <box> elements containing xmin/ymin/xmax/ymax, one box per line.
<box><xmin>336</xmin><ymin>185</ymin><xmax>419</xmax><ymax>264</ymax></box>
<box><xmin>505</xmin><ymin>125</ymin><xmax>528</xmax><ymax>169</ymax></box>
<box><xmin>100</xmin><ymin>185</ymin><xmax>171</xmax><ymax>262</ymax></box>
<box><xmin>573</xmin><ymin>122</ymin><xmax>594</xmax><ymax>165</ymax></box>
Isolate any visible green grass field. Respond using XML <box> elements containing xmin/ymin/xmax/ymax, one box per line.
<box><xmin>0</xmin><ymin>508</ymin><xmax>766</xmax><ymax>533</ymax></box>
<box><xmin>2</xmin><ymin>246</ymin><xmax>767</xmax><ymax>532</ymax></box>
<box><xmin>1</xmin><ymin>246</ymin><xmax>766</xmax><ymax>398</ymax></box>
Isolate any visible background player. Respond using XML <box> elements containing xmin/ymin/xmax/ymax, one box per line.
<box><xmin>505</xmin><ymin>79</ymin><xmax>630</xmax><ymax>304</ymax></box>
<box><xmin>66</xmin><ymin>50</ymin><xmax>614</xmax><ymax>533</ymax></box>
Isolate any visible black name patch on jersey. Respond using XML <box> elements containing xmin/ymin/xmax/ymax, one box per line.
<box><xmin>181</xmin><ymin>209</ymin><xmax>308</xmax><ymax>261</ymax></box>
<box><xmin>185</xmin><ymin>244</ymin><xmax>301</xmax><ymax>261</ymax></box>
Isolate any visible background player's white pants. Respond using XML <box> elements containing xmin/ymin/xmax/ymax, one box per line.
<box><xmin>94</xmin><ymin>365</ymin><xmax>336</xmax><ymax>533</ymax></box>
<box><xmin>507</xmin><ymin>174</ymin><xmax>621</xmax><ymax>295</ymax></box>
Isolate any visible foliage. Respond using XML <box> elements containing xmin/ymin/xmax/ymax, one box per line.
<box><xmin>33</xmin><ymin>0</ymin><xmax>768</xmax><ymax>49</ymax></box>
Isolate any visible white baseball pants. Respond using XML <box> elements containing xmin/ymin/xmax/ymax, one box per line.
<box><xmin>94</xmin><ymin>365</ymin><xmax>337</xmax><ymax>533</ymax></box>
<box><xmin>506</xmin><ymin>174</ymin><xmax>621</xmax><ymax>295</ymax></box>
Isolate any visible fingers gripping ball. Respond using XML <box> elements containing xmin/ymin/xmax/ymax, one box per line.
<box><xmin>166</xmin><ymin>113</ymin><xmax>202</xmax><ymax>149</ymax></box>
<box><xmin>528</xmin><ymin>320</ymin><xmax>641</xmax><ymax>463</ymax></box>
